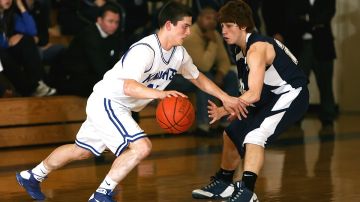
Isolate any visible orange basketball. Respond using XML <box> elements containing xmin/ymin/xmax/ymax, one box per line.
<box><xmin>156</xmin><ymin>96</ymin><xmax>195</xmax><ymax>134</ymax></box>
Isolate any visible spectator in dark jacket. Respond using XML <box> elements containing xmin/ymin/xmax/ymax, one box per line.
<box><xmin>51</xmin><ymin>4</ymin><xmax>121</xmax><ymax>97</ymax></box>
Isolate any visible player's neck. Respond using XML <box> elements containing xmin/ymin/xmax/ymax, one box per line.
<box><xmin>157</xmin><ymin>30</ymin><xmax>174</xmax><ymax>51</ymax></box>
<box><xmin>238</xmin><ymin>31</ymin><xmax>248</xmax><ymax>51</ymax></box>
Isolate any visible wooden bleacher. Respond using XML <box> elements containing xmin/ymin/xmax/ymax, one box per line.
<box><xmin>0</xmin><ymin>96</ymin><xmax>165</xmax><ymax>148</ymax></box>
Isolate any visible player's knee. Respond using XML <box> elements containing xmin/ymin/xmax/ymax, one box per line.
<box><xmin>74</xmin><ymin>145</ymin><xmax>93</xmax><ymax>160</ymax></box>
<box><xmin>139</xmin><ymin>141</ymin><xmax>152</xmax><ymax>159</ymax></box>
<box><xmin>243</xmin><ymin>133</ymin><xmax>267</xmax><ymax>147</ymax></box>
<box><xmin>132</xmin><ymin>139</ymin><xmax>152</xmax><ymax>160</ymax></box>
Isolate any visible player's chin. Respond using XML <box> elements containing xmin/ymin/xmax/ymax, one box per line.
<box><xmin>224</xmin><ymin>38</ymin><xmax>233</xmax><ymax>44</ymax></box>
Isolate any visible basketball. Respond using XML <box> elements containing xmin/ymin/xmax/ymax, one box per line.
<box><xmin>156</xmin><ymin>96</ymin><xmax>195</xmax><ymax>134</ymax></box>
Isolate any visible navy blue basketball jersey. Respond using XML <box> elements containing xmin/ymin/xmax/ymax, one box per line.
<box><xmin>235</xmin><ymin>33</ymin><xmax>308</xmax><ymax>107</ymax></box>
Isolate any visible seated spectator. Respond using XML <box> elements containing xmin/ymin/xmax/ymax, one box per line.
<box><xmin>50</xmin><ymin>4</ymin><xmax>122</xmax><ymax>97</ymax></box>
<box><xmin>0</xmin><ymin>0</ymin><xmax>56</xmax><ymax>96</ymax></box>
<box><xmin>167</xmin><ymin>7</ymin><xmax>239</xmax><ymax>135</ymax></box>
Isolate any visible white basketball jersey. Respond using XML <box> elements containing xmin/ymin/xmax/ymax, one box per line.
<box><xmin>93</xmin><ymin>34</ymin><xmax>200</xmax><ymax>112</ymax></box>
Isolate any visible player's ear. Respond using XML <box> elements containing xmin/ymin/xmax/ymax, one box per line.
<box><xmin>165</xmin><ymin>21</ymin><xmax>172</xmax><ymax>31</ymax></box>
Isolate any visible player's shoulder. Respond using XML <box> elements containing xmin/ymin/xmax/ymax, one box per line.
<box><xmin>129</xmin><ymin>34</ymin><xmax>157</xmax><ymax>53</ymax></box>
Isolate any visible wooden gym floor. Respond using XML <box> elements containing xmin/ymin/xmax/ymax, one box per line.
<box><xmin>1</xmin><ymin>114</ymin><xmax>360</xmax><ymax>202</ymax></box>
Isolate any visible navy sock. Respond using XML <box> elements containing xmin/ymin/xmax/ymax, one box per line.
<box><xmin>215</xmin><ymin>168</ymin><xmax>235</xmax><ymax>183</ymax></box>
<box><xmin>242</xmin><ymin>171</ymin><xmax>257</xmax><ymax>192</ymax></box>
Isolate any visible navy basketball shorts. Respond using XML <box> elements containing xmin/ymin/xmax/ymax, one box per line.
<box><xmin>225</xmin><ymin>86</ymin><xmax>309</xmax><ymax>157</ymax></box>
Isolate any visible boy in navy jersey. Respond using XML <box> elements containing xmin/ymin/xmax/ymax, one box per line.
<box><xmin>192</xmin><ymin>1</ymin><xmax>309</xmax><ymax>201</ymax></box>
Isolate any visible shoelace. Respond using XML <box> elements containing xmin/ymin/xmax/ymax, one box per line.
<box><xmin>203</xmin><ymin>176</ymin><xmax>220</xmax><ymax>190</ymax></box>
<box><xmin>230</xmin><ymin>184</ymin><xmax>247</xmax><ymax>202</ymax></box>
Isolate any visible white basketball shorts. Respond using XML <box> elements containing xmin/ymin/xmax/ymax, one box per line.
<box><xmin>75</xmin><ymin>93</ymin><xmax>147</xmax><ymax>156</ymax></box>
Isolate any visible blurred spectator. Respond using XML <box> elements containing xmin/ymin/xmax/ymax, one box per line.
<box><xmin>0</xmin><ymin>0</ymin><xmax>56</xmax><ymax>96</ymax></box>
<box><xmin>284</xmin><ymin>0</ymin><xmax>337</xmax><ymax>127</ymax></box>
<box><xmin>50</xmin><ymin>4</ymin><xmax>121</xmax><ymax>97</ymax></box>
<box><xmin>168</xmin><ymin>7</ymin><xmax>239</xmax><ymax>135</ymax></box>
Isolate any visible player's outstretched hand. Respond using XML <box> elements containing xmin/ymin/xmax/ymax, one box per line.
<box><xmin>208</xmin><ymin>100</ymin><xmax>226</xmax><ymax>124</ymax></box>
<box><xmin>160</xmin><ymin>90</ymin><xmax>187</xmax><ymax>99</ymax></box>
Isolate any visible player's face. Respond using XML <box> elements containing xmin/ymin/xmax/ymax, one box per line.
<box><xmin>97</xmin><ymin>11</ymin><xmax>120</xmax><ymax>35</ymax></box>
<box><xmin>0</xmin><ymin>0</ymin><xmax>12</xmax><ymax>10</ymax></box>
<box><xmin>171</xmin><ymin>16</ymin><xmax>192</xmax><ymax>46</ymax></box>
<box><xmin>221</xmin><ymin>22</ymin><xmax>242</xmax><ymax>45</ymax></box>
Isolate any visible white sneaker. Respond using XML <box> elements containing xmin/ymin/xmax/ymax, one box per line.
<box><xmin>32</xmin><ymin>80</ymin><xmax>56</xmax><ymax>97</ymax></box>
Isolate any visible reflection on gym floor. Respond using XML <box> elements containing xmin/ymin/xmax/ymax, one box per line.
<box><xmin>1</xmin><ymin>114</ymin><xmax>360</xmax><ymax>201</ymax></box>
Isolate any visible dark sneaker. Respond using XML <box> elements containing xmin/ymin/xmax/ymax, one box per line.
<box><xmin>89</xmin><ymin>188</ymin><xmax>115</xmax><ymax>202</ymax></box>
<box><xmin>227</xmin><ymin>181</ymin><xmax>259</xmax><ymax>202</ymax></box>
<box><xmin>16</xmin><ymin>170</ymin><xmax>45</xmax><ymax>200</ymax></box>
<box><xmin>192</xmin><ymin>176</ymin><xmax>234</xmax><ymax>199</ymax></box>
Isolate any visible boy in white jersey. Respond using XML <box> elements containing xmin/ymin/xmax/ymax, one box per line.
<box><xmin>192</xmin><ymin>1</ymin><xmax>309</xmax><ymax>202</ymax></box>
<box><xmin>15</xmin><ymin>1</ymin><xmax>248</xmax><ymax>202</ymax></box>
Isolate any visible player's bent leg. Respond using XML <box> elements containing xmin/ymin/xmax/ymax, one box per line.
<box><xmin>221</xmin><ymin>131</ymin><xmax>241</xmax><ymax>170</ymax></box>
<box><xmin>16</xmin><ymin>144</ymin><xmax>93</xmax><ymax>200</ymax></box>
<box><xmin>89</xmin><ymin>137</ymin><xmax>152</xmax><ymax>202</ymax></box>
<box><xmin>108</xmin><ymin>137</ymin><xmax>152</xmax><ymax>182</ymax></box>
<box><xmin>44</xmin><ymin>144</ymin><xmax>93</xmax><ymax>171</ymax></box>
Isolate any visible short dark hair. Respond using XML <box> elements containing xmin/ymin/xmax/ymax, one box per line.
<box><xmin>98</xmin><ymin>4</ymin><xmax>120</xmax><ymax>18</ymax></box>
<box><xmin>218</xmin><ymin>0</ymin><xmax>255</xmax><ymax>32</ymax></box>
<box><xmin>157</xmin><ymin>1</ymin><xmax>192</xmax><ymax>28</ymax></box>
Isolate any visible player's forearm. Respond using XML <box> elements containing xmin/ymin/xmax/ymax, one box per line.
<box><xmin>123</xmin><ymin>79</ymin><xmax>163</xmax><ymax>99</ymax></box>
<box><xmin>191</xmin><ymin>73</ymin><xmax>228</xmax><ymax>99</ymax></box>
<box><xmin>240</xmin><ymin>90</ymin><xmax>261</xmax><ymax>104</ymax></box>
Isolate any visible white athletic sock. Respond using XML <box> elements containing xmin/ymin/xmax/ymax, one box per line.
<box><xmin>31</xmin><ymin>161</ymin><xmax>50</xmax><ymax>182</ymax></box>
<box><xmin>98</xmin><ymin>176</ymin><xmax>118</xmax><ymax>192</ymax></box>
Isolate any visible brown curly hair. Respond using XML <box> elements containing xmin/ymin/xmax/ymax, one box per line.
<box><xmin>218</xmin><ymin>0</ymin><xmax>255</xmax><ymax>32</ymax></box>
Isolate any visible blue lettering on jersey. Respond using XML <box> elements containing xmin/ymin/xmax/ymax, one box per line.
<box><xmin>142</xmin><ymin>68</ymin><xmax>177</xmax><ymax>83</ymax></box>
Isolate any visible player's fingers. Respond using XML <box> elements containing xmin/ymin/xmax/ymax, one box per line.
<box><xmin>231</xmin><ymin>106</ymin><xmax>241</xmax><ymax>120</ymax></box>
<box><xmin>208</xmin><ymin>100</ymin><xmax>216</xmax><ymax>107</ymax></box>
<box><xmin>238</xmin><ymin>105</ymin><xmax>247</xmax><ymax>118</ymax></box>
<box><xmin>239</xmin><ymin>97</ymin><xmax>250</xmax><ymax>106</ymax></box>
<box><xmin>176</xmin><ymin>91</ymin><xmax>188</xmax><ymax>98</ymax></box>
<box><xmin>208</xmin><ymin>114</ymin><xmax>216</xmax><ymax>124</ymax></box>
